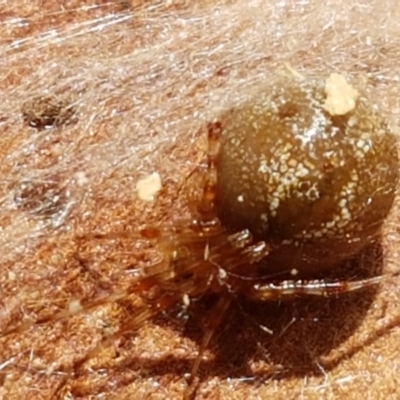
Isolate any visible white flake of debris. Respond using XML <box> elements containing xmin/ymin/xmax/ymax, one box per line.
<box><xmin>136</xmin><ymin>172</ymin><xmax>162</xmax><ymax>201</ymax></box>
<box><xmin>323</xmin><ymin>73</ymin><xmax>358</xmax><ymax>116</ymax></box>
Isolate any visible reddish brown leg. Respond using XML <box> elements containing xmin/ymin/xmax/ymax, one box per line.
<box><xmin>2</xmin><ymin>289</ymin><xmax>132</xmax><ymax>336</ymax></box>
<box><xmin>184</xmin><ymin>293</ymin><xmax>231</xmax><ymax>400</ymax></box>
<box><xmin>196</xmin><ymin>121</ymin><xmax>222</xmax><ymax>227</ymax></box>
<box><xmin>250</xmin><ymin>276</ymin><xmax>382</xmax><ymax>300</ymax></box>
<box><xmin>70</xmin><ymin>291</ymin><xmax>178</xmax><ymax>371</ymax></box>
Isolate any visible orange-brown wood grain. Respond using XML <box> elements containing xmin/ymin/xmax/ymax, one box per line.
<box><xmin>0</xmin><ymin>1</ymin><xmax>400</xmax><ymax>399</ymax></box>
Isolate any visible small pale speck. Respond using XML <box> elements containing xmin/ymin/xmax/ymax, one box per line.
<box><xmin>136</xmin><ymin>172</ymin><xmax>162</xmax><ymax>201</ymax></box>
<box><xmin>326</xmin><ymin>221</ymin><xmax>336</xmax><ymax>229</ymax></box>
<box><xmin>279</xmin><ymin>163</ymin><xmax>288</xmax><ymax>173</ymax></box>
<box><xmin>323</xmin><ymin>73</ymin><xmax>359</xmax><ymax>116</ymax></box>
<box><xmin>8</xmin><ymin>271</ymin><xmax>17</xmax><ymax>281</ymax></box>
<box><xmin>258</xmin><ymin>161</ymin><xmax>269</xmax><ymax>173</ymax></box>
<box><xmin>356</xmin><ymin>139</ymin><xmax>365</xmax><ymax>148</ymax></box>
<box><xmin>260</xmin><ymin>213</ymin><xmax>268</xmax><ymax>221</ymax></box>
<box><xmin>74</xmin><ymin>171</ymin><xmax>89</xmax><ymax>186</ymax></box>
<box><xmin>68</xmin><ymin>299</ymin><xmax>83</xmax><ymax>314</ymax></box>
<box><xmin>182</xmin><ymin>294</ymin><xmax>190</xmax><ymax>307</ymax></box>
<box><xmin>339</xmin><ymin>199</ymin><xmax>347</xmax><ymax>208</ymax></box>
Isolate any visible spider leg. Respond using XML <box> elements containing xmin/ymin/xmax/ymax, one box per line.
<box><xmin>250</xmin><ymin>276</ymin><xmax>383</xmax><ymax>301</ymax></box>
<box><xmin>47</xmin><ymin>285</ymin><xmax>181</xmax><ymax>399</ymax></box>
<box><xmin>1</xmin><ymin>288</ymin><xmax>136</xmax><ymax>337</ymax></box>
<box><xmin>184</xmin><ymin>293</ymin><xmax>231</xmax><ymax>400</ymax></box>
<box><xmin>70</xmin><ymin>291</ymin><xmax>178</xmax><ymax>371</ymax></box>
<box><xmin>196</xmin><ymin>121</ymin><xmax>222</xmax><ymax>225</ymax></box>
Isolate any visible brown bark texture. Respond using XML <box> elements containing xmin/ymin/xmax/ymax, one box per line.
<box><xmin>0</xmin><ymin>1</ymin><xmax>399</xmax><ymax>399</ymax></box>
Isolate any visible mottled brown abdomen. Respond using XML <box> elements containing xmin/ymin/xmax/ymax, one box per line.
<box><xmin>216</xmin><ymin>75</ymin><xmax>399</xmax><ymax>275</ymax></box>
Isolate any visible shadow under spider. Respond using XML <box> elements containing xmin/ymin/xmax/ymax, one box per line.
<box><xmin>167</xmin><ymin>241</ymin><xmax>384</xmax><ymax>379</ymax></box>
<box><xmin>62</xmin><ymin>240</ymin><xmax>387</xmax><ymax>398</ymax></box>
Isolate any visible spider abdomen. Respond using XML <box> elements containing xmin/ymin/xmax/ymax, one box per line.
<box><xmin>216</xmin><ymin>74</ymin><xmax>399</xmax><ymax>275</ymax></box>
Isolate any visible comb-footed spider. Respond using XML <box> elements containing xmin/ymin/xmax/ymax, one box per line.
<box><xmin>4</xmin><ymin>74</ymin><xmax>399</xmax><ymax>399</ymax></box>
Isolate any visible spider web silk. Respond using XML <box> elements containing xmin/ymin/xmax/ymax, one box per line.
<box><xmin>0</xmin><ymin>1</ymin><xmax>399</xmax><ymax>399</ymax></box>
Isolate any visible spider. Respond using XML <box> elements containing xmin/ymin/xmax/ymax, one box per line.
<box><xmin>3</xmin><ymin>73</ymin><xmax>399</xmax><ymax>399</ymax></box>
